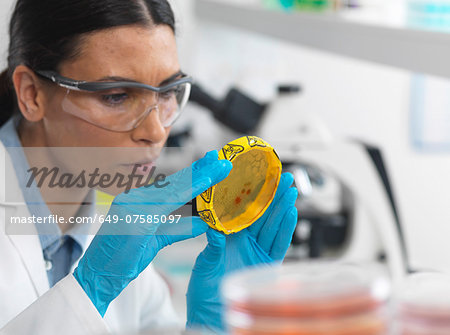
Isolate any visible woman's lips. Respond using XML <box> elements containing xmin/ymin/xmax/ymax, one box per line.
<box><xmin>121</xmin><ymin>161</ymin><xmax>155</xmax><ymax>175</ymax></box>
<box><xmin>134</xmin><ymin>161</ymin><xmax>155</xmax><ymax>175</ymax></box>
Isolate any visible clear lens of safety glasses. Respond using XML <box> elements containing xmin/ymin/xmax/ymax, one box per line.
<box><xmin>61</xmin><ymin>82</ymin><xmax>191</xmax><ymax>132</ymax></box>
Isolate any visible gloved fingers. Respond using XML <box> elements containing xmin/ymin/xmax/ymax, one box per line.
<box><xmin>189</xmin><ymin>228</ymin><xmax>225</xmax><ymax>276</ymax></box>
<box><xmin>248</xmin><ymin>173</ymin><xmax>294</xmax><ymax>237</ymax></box>
<box><xmin>156</xmin><ymin>217</ymin><xmax>209</xmax><ymax>246</ymax></box>
<box><xmin>190</xmin><ymin>150</ymin><xmax>232</xmax><ymax>198</ymax></box>
<box><xmin>206</xmin><ymin>227</ymin><xmax>226</xmax><ymax>248</ymax></box>
<box><xmin>166</xmin><ymin>155</ymin><xmax>232</xmax><ymax>203</ymax></box>
<box><xmin>269</xmin><ymin>207</ymin><xmax>298</xmax><ymax>261</ymax></box>
<box><xmin>192</xmin><ymin>150</ymin><xmax>219</xmax><ymax>171</ymax></box>
<box><xmin>113</xmin><ymin>157</ymin><xmax>232</xmax><ymax>216</ymax></box>
<box><xmin>203</xmin><ymin>227</ymin><xmax>226</xmax><ymax>260</ymax></box>
<box><xmin>256</xmin><ymin>187</ymin><xmax>298</xmax><ymax>254</ymax></box>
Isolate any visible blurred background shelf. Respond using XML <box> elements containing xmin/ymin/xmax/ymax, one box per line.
<box><xmin>195</xmin><ymin>0</ymin><xmax>450</xmax><ymax>79</ymax></box>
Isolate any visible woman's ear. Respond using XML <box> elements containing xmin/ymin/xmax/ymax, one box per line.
<box><xmin>12</xmin><ymin>65</ymin><xmax>46</xmax><ymax>122</ymax></box>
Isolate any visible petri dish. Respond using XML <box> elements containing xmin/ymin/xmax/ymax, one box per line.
<box><xmin>222</xmin><ymin>262</ymin><xmax>391</xmax><ymax>335</ymax></box>
<box><xmin>196</xmin><ymin>136</ymin><xmax>282</xmax><ymax>234</ymax></box>
<box><xmin>395</xmin><ymin>272</ymin><xmax>450</xmax><ymax>335</ymax></box>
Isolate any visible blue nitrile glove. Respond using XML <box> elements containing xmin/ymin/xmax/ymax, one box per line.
<box><xmin>186</xmin><ymin>172</ymin><xmax>298</xmax><ymax>333</ymax></box>
<box><xmin>73</xmin><ymin>150</ymin><xmax>232</xmax><ymax>317</ymax></box>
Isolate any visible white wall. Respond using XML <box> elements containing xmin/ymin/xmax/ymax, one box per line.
<box><xmin>0</xmin><ymin>0</ymin><xmax>14</xmax><ymax>70</ymax></box>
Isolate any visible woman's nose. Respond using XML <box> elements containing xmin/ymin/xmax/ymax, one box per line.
<box><xmin>130</xmin><ymin>106</ymin><xmax>167</xmax><ymax>144</ymax></box>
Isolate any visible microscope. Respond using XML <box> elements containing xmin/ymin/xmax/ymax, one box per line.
<box><xmin>186</xmin><ymin>83</ymin><xmax>408</xmax><ymax>284</ymax></box>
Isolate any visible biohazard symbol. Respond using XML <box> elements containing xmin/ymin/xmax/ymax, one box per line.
<box><xmin>200</xmin><ymin>187</ymin><xmax>212</xmax><ymax>203</ymax></box>
<box><xmin>198</xmin><ymin>209</ymin><xmax>216</xmax><ymax>226</ymax></box>
<box><xmin>247</xmin><ymin>136</ymin><xmax>267</xmax><ymax>148</ymax></box>
<box><xmin>222</xmin><ymin>144</ymin><xmax>244</xmax><ymax>161</ymax></box>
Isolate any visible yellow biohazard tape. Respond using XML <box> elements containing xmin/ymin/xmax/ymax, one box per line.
<box><xmin>196</xmin><ymin>136</ymin><xmax>282</xmax><ymax>234</ymax></box>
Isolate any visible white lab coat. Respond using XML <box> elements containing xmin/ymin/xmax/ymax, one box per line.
<box><xmin>0</xmin><ymin>142</ymin><xmax>181</xmax><ymax>334</ymax></box>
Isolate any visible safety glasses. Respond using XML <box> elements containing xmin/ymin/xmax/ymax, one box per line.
<box><xmin>36</xmin><ymin>70</ymin><xmax>193</xmax><ymax>132</ymax></box>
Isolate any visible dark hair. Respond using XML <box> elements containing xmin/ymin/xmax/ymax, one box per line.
<box><xmin>0</xmin><ymin>0</ymin><xmax>176</xmax><ymax>126</ymax></box>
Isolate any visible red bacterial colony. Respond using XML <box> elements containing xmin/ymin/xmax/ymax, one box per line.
<box><xmin>235</xmin><ymin>188</ymin><xmax>253</xmax><ymax>206</ymax></box>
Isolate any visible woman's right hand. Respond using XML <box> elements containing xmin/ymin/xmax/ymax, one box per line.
<box><xmin>73</xmin><ymin>150</ymin><xmax>232</xmax><ymax>317</ymax></box>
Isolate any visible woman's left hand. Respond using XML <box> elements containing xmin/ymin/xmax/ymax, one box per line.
<box><xmin>186</xmin><ymin>172</ymin><xmax>298</xmax><ymax>333</ymax></box>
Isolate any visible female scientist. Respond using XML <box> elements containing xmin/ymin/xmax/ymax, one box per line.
<box><xmin>0</xmin><ymin>0</ymin><xmax>298</xmax><ymax>334</ymax></box>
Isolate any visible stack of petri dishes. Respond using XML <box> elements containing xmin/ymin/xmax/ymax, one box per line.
<box><xmin>394</xmin><ymin>272</ymin><xmax>450</xmax><ymax>335</ymax></box>
<box><xmin>222</xmin><ymin>262</ymin><xmax>391</xmax><ymax>335</ymax></box>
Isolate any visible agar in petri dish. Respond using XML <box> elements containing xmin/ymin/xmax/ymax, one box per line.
<box><xmin>196</xmin><ymin>136</ymin><xmax>282</xmax><ymax>234</ymax></box>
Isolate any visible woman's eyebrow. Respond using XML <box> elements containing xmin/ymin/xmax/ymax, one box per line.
<box><xmin>96</xmin><ymin>76</ymin><xmax>136</xmax><ymax>82</ymax></box>
<box><xmin>159</xmin><ymin>70</ymin><xmax>184</xmax><ymax>86</ymax></box>
<box><xmin>95</xmin><ymin>71</ymin><xmax>185</xmax><ymax>86</ymax></box>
